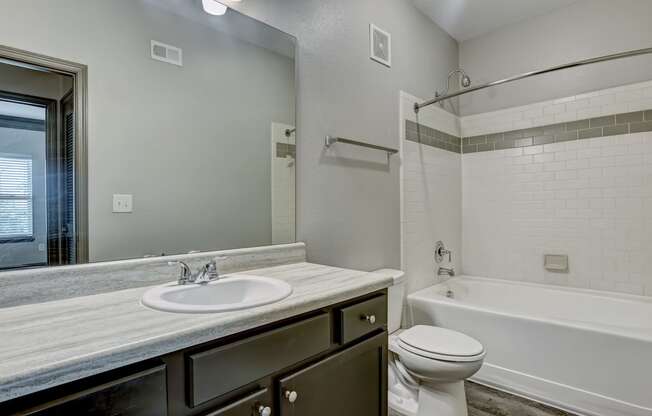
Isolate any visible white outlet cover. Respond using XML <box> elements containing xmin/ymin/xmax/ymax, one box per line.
<box><xmin>113</xmin><ymin>194</ymin><xmax>133</xmax><ymax>213</ymax></box>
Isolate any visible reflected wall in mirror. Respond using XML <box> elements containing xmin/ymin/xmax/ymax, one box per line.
<box><xmin>0</xmin><ymin>0</ymin><xmax>296</xmax><ymax>270</ymax></box>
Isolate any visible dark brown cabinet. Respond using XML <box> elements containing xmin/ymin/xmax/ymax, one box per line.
<box><xmin>337</xmin><ymin>294</ymin><xmax>388</xmax><ymax>344</ymax></box>
<box><xmin>187</xmin><ymin>314</ymin><xmax>331</xmax><ymax>407</ymax></box>
<box><xmin>3</xmin><ymin>291</ymin><xmax>387</xmax><ymax>416</ymax></box>
<box><xmin>21</xmin><ymin>365</ymin><xmax>167</xmax><ymax>416</ymax></box>
<box><xmin>279</xmin><ymin>332</ymin><xmax>387</xmax><ymax>416</ymax></box>
<box><xmin>201</xmin><ymin>388</ymin><xmax>271</xmax><ymax>416</ymax></box>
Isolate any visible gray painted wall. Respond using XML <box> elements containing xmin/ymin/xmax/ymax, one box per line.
<box><xmin>0</xmin><ymin>0</ymin><xmax>294</xmax><ymax>262</ymax></box>
<box><xmin>459</xmin><ymin>0</ymin><xmax>652</xmax><ymax>115</ymax></box>
<box><xmin>229</xmin><ymin>0</ymin><xmax>458</xmax><ymax>270</ymax></box>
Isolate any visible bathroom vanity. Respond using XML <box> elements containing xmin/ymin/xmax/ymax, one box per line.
<box><xmin>2</xmin><ymin>291</ymin><xmax>387</xmax><ymax>416</ymax></box>
<box><xmin>0</xmin><ymin>252</ymin><xmax>392</xmax><ymax>416</ymax></box>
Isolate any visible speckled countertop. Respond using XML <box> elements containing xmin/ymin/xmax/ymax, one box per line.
<box><xmin>0</xmin><ymin>261</ymin><xmax>392</xmax><ymax>403</ymax></box>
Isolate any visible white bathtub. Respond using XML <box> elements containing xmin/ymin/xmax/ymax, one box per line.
<box><xmin>407</xmin><ymin>276</ymin><xmax>652</xmax><ymax>416</ymax></box>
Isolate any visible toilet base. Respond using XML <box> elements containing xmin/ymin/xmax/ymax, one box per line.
<box><xmin>417</xmin><ymin>380</ymin><xmax>468</xmax><ymax>416</ymax></box>
<box><xmin>389</xmin><ymin>379</ymin><xmax>470</xmax><ymax>416</ymax></box>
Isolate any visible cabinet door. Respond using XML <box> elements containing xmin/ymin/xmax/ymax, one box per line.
<box><xmin>202</xmin><ymin>388</ymin><xmax>271</xmax><ymax>416</ymax></box>
<box><xmin>23</xmin><ymin>365</ymin><xmax>167</xmax><ymax>416</ymax></box>
<box><xmin>278</xmin><ymin>332</ymin><xmax>387</xmax><ymax>416</ymax></box>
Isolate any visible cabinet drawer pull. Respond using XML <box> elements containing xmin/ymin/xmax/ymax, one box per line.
<box><xmin>363</xmin><ymin>314</ymin><xmax>376</xmax><ymax>325</ymax></box>
<box><xmin>284</xmin><ymin>390</ymin><xmax>298</xmax><ymax>403</ymax></box>
<box><xmin>258</xmin><ymin>405</ymin><xmax>272</xmax><ymax>416</ymax></box>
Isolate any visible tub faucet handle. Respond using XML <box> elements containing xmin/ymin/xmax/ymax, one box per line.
<box><xmin>435</xmin><ymin>241</ymin><xmax>451</xmax><ymax>263</ymax></box>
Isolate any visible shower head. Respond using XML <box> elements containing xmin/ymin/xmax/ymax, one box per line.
<box><xmin>436</xmin><ymin>68</ymin><xmax>472</xmax><ymax>98</ymax></box>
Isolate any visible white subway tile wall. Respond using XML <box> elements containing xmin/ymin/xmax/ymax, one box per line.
<box><xmin>460</xmin><ymin>81</ymin><xmax>652</xmax><ymax>296</ymax></box>
<box><xmin>400</xmin><ymin>92</ymin><xmax>462</xmax><ymax>295</ymax></box>
<box><xmin>461</xmin><ymin>80</ymin><xmax>652</xmax><ymax>138</ymax></box>
<box><xmin>463</xmin><ymin>133</ymin><xmax>652</xmax><ymax>295</ymax></box>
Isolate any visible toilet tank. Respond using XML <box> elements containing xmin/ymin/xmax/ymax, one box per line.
<box><xmin>372</xmin><ymin>269</ymin><xmax>405</xmax><ymax>333</ymax></box>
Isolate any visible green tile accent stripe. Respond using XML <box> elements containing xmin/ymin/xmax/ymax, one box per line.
<box><xmin>462</xmin><ymin>109</ymin><xmax>652</xmax><ymax>154</ymax></box>
<box><xmin>406</xmin><ymin>120</ymin><xmax>461</xmax><ymax>153</ymax></box>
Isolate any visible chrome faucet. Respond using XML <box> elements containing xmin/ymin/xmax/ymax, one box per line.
<box><xmin>168</xmin><ymin>260</ymin><xmax>220</xmax><ymax>285</ymax></box>
<box><xmin>438</xmin><ymin>267</ymin><xmax>455</xmax><ymax>278</ymax></box>
<box><xmin>195</xmin><ymin>260</ymin><xmax>220</xmax><ymax>284</ymax></box>
<box><xmin>435</xmin><ymin>241</ymin><xmax>455</xmax><ymax>280</ymax></box>
<box><xmin>168</xmin><ymin>261</ymin><xmax>193</xmax><ymax>285</ymax></box>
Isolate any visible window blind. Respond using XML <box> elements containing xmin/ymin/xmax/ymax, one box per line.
<box><xmin>0</xmin><ymin>155</ymin><xmax>33</xmax><ymax>239</ymax></box>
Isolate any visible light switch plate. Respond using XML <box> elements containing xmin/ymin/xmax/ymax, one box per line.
<box><xmin>113</xmin><ymin>194</ymin><xmax>133</xmax><ymax>213</ymax></box>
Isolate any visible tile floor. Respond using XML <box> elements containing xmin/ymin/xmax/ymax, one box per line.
<box><xmin>466</xmin><ymin>382</ymin><xmax>578</xmax><ymax>416</ymax></box>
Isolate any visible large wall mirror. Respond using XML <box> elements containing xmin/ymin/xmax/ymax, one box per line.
<box><xmin>0</xmin><ymin>0</ymin><xmax>296</xmax><ymax>270</ymax></box>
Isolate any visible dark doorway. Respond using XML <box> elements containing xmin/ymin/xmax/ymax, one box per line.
<box><xmin>0</xmin><ymin>61</ymin><xmax>76</xmax><ymax>269</ymax></box>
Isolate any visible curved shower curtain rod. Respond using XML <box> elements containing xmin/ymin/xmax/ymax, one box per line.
<box><xmin>414</xmin><ymin>46</ymin><xmax>652</xmax><ymax>114</ymax></box>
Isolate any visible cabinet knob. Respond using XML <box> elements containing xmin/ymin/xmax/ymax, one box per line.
<box><xmin>363</xmin><ymin>314</ymin><xmax>376</xmax><ymax>325</ymax></box>
<box><xmin>258</xmin><ymin>405</ymin><xmax>272</xmax><ymax>416</ymax></box>
<box><xmin>284</xmin><ymin>390</ymin><xmax>298</xmax><ymax>403</ymax></box>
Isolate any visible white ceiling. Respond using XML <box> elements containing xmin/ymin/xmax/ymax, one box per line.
<box><xmin>413</xmin><ymin>0</ymin><xmax>581</xmax><ymax>42</ymax></box>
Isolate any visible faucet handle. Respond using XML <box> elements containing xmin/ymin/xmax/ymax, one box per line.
<box><xmin>168</xmin><ymin>260</ymin><xmax>193</xmax><ymax>284</ymax></box>
<box><xmin>434</xmin><ymin>241</ymin><xmax>452</xmax><ymax>263</ymax></box>
<box><xmin>203</xmin><ymin>260</ymin><xmax>220</xmax><ymax>280</ymax></box>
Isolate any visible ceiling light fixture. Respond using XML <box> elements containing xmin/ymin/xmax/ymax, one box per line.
<box><xmin>202</xmin><ymin>0</ymin><xmax>228</xmax><ymax>16</ymax></box>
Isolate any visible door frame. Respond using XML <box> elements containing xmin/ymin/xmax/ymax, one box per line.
<box><xmin>0</xmin><ymin>44</ymin><xmax>89</xmax><ymax>263</ymax></box>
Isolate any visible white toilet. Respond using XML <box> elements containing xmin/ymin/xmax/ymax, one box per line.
<box><xmin>374</xmin><ymin>269</ymin><xmax>485</xmax><ymax>416</ymax></box>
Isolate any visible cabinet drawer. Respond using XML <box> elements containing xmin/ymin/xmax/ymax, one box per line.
<box><xmin>337</xmin><ymin>295</ymin><xmax>387</xmax><ymax>344</ymax></box>
<box><xmin>188</xmin><ymin>313</ymin><xmax>331</xmax><ymax>407</ymax></box>
<box><xmin>202</xmin><ymin>388</ymin><xmax>271</xmax><ymax>416</ymax></box>
<box><xmin>23</xmin><ymin>365</ymin><xmax>167</xmax><ymax>416</ymax></box>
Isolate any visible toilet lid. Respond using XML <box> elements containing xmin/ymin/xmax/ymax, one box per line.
<box><xmin>398</xmin><ymin>325</ymin><xmax>484</xmax><ymax>359</ymax></box>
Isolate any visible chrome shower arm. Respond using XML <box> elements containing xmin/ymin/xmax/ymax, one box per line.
<box><xmin>436</xmin><ymin>69</ymin><xmax>471</xmax><ymax>98</ymax></box>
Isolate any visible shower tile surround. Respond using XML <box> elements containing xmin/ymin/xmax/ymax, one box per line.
<box><xmin>405</xmin><ymin>120</ymin><xmax>462</xmax><ymax>153</ymax></box>
<box><xmin>400</xmin><ymin>92</ymin><xmax>462</xmax><ymax>296</ymax></box>
<box><xmin>401</xmin><ymin>80</ymin><xmax>652</xmax><ymax>297</ymax></box>
<box><xmin>462</xmin><ymin>110</ymin><xmax>652</xmax><ymax>154</ymax></box>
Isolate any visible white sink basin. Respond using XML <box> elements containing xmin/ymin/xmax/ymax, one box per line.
<box><xmin>141</xmin><ymin>275</ymin><xmax>293</xmax><ymax>314</ymax></box>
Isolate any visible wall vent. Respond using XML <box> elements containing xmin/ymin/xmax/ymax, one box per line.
<box><xmin>369</xmin><ymin>24</ymin><xmax>391</xmax><ymax>67</ymax></box>
<box><xmin>151</xmin><ymin>40</ymin><xmax>183</xmax><ymax>66</ymax></box>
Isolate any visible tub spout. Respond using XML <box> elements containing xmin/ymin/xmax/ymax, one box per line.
<box><xmin>438</xmin><ymin>267</ymin><xmax>455</xmax><ymax>277</ymax></box>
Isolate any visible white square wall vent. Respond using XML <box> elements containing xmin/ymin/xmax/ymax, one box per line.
<box><xmin>151</xmin><ymin>40</ymin><xmax>183</xmax><ymax>66</ymax></box>
<box><xmin>370</xmin><ymin>24</ymin><xmax>391</xmax><ymax>67</ymax></box>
